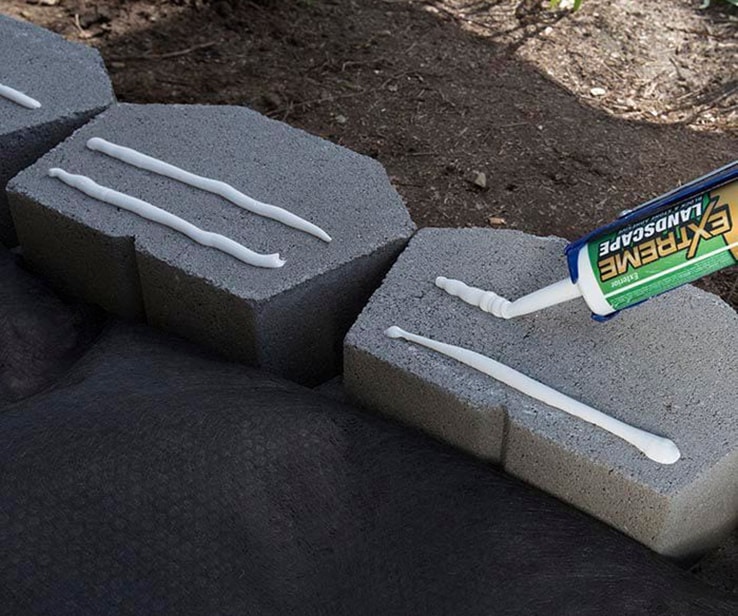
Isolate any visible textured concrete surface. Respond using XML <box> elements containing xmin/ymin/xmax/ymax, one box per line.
<box><xmin>8</xmin><ymin>103</ymin><xmax>415</xmax><ymax>384</ymax></box>
<box><xmin>344</xmin><ymin>228</ymin><xmax>738</xmax><ymax>557</ymax></box>
<box><xmin>0</xmin><ymin>14</ymin><xmax>114</xmax><ymax>247</ymax></box>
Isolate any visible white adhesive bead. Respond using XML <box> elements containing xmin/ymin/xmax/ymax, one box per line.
<box><xmin>385</xmin><ymin>325</ymin><xmax>681</xmax><ymax>465</ymax></box>
<box><xmin>436</xmin><ymin>276</ymin><xmax>512</xmax><ymax>318</ymax></box>
<box><xmin>48</xmin><ymin>168</ymin><xmax>285</xmax><ymax>269</ymax></box>
<box><xmin>86</xmin><ymin>137</ymin><xmax>332</xmax><ymax>243</ymax></box>
<box><xmin>0</xmin><ymin>82</ymin><xmax>41</xmax><ymax>109</ymax></box>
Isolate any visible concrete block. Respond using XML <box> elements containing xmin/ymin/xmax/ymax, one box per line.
<box><xmin>0</xmin><ymin>14</ymin><xmax>115</xmax><ymax>246</ymax></box>
<box><xmin>8</xmin><ymin>103</ymin><xmax>415</xmax><ymax>385</ymax></box>
<box><xmin>344</xmin><ymin>227</ymin><xmax>738</xmax><ymax>557</ymax></box>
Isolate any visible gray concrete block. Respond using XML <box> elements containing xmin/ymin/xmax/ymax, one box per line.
<box><xmin>344</xmin><ymin>227</ymin><xmax>738</xmax><ymax>557</ymax></box>
<box><xmin>0</xmin><ymin>14</ymin><xmax>115</xmax><ymax>246</ymax></box>
<box><xmin>8</xmin><ymin>103</ymin><xmax>415</xmax><ymax>385</ymax></box>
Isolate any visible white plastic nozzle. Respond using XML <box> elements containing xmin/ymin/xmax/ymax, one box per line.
<box><xmin>436</xmin><ymin>276</ymin><xmax>583</xmax><ymax>319</ymax></box>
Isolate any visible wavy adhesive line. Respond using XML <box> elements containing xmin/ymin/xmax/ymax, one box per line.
<box><xmin>86</xmin><ymin>137</ymin><xmax>332</xmax><ymax>243</ymax></box>
<box><xmin>385</xmin><ymin>325</ymin><xmax>680</xmax><ymax>465</ymax></box>
<box><xmin>0</xmin><ymin>82</ymin><xmax>41</xmax><ymax>109</ymax></box>
<box><xmin>48</xmin><ymin>168</ymin><xmax>285</xmax><ymax>269</ymax></box>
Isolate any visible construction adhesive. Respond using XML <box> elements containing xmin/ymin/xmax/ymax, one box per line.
<box><xmin>438</xmin><ymin>161</ymin><xmax>738</xmax><ymax>320</ymax></box>
<box><xmin>385</xmin><ymin>325</ymin><xmax>680</xmax><ymax>464</ymax></box>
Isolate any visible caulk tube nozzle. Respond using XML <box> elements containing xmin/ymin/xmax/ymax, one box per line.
<box><xmin>436</xmin><ymin>276</ymin><xmax>582</xmax><ymax>318</ymax></box>
<box><xmin>501</xmin><ymin>277</ymin><xmax>582</xmax><ymax>317</ymax></box>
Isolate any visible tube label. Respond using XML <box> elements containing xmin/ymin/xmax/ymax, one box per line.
<box><xmin>588</xmin><ymin>179</ymin><xmax>738</xmax><ymax>310</ymax></box>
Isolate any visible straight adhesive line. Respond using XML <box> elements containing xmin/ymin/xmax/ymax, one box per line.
<box><xmin>0</xmin><ymin>82</ymin><xmax>41</xmax><ymax>109</ymax></box>
<box><xmin>384</xmin><ymin>325</ymin><xmax>680</xmax><ymax>464</ymax></box>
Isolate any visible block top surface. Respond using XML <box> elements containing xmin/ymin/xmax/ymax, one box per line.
<box><xmin>0</xmin><ymin>15</ymin><xmax>114</xmax><ymax>134</ymax></box>
<box><xmin>346</xmin><ymin>227</ymin><xmax>738</xmax><ymax>493</ymax></box>
<box><xmin>9</xmin><ymin>103</ymin><xmax>415</xmax><ymax>300</ymax></box>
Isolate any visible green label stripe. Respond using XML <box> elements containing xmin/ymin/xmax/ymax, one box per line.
<box><xmin>604</xmin><ymin>240</ymin><xmax>737</xmax><ymax>310</ymax></box>
<box><xmin>588</xmin><ymin>184</ymin><xmax>738</xmax><ymax>310</ymax></box>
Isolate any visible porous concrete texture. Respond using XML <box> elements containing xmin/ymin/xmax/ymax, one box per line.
<box><xmin>8</xmin><ymin>103</ymin><xmax>415</xmax><ymax>385</ymax></box>
<box><xmin>344</xmin><ymin>227</ymin><xmax>738</xmax><ymax>557</ymax></box>
<box><xmin>0</xmin><ymin>14</ymin><xmax>115</xmax><ymax>247</ymax></box>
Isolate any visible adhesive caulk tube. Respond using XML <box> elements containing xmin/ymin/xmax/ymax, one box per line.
<box><xmin>438</xmin><ymin>160</ymin><xmax>738</xmax><ymax>320</ymax></box>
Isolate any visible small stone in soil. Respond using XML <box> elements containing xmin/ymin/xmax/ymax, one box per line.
<box><xmin>470</xmin><ymin>171</ymin><xmax>487</xmax><ymax>189</ymax></box>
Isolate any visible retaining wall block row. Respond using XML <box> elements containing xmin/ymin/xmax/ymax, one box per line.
<box><xmin>344</xmin><ymin>227</ymin><xmax>738</xmax><ymax>558</ymax></box>
<box><xmin>8</xmin><ymin>103</ymin><xmax>415</xmax><ymax>385</ymax></box>
<box><xmin>0</xmin><ymin>14</ymin><xmax>115</xmax><ymax>247</ymax></box>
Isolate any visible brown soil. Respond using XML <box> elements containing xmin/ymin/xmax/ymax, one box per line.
<box><xmin>3</xmin><ymin>0</ymin><xmax>738</xmax><ymax>307</ymax></box>
<box><xmin>433</xmin><ymin>0</ymin><xmax>738</xmax><ymax>132</ymax></box>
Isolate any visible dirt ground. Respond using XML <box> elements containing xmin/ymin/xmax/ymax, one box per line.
<box><xmin>3</xmin><ymin>0</ymin><xmax>737</xmax><ymax>306</ymax></box>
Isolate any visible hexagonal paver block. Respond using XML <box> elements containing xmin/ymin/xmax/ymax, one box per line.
<box><xmin>8</xmin><ymin>103</ymin><xmax>415</xmax><ymax>385</ymax></box>
<box><xmin>0</xmin><ymin>14</ymin><xmax>115</xmax><ymax>246</ymax></box>
<box><xmin>344</xmin><ymin>228</ymin><xmax>738</xmax><ymax>557</ymax></box>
